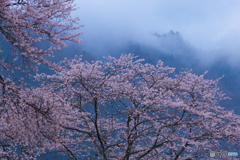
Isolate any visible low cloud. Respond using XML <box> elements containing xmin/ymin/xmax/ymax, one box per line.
<box><xmin>71</xmin><ymin>0</ymin><xmax>240</xmax><ymax>65</ymax></box>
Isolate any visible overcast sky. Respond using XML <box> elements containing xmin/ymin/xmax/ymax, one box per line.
<box><xmin>73</xmin><ymin>0</ymin><xmax>240</xmax><ymax>62</ymax></box>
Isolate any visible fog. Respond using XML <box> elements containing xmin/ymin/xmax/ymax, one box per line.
<box><xmin>72</xmin><ymin>0</ymin><xmax>240</xmax><ymax>65</ymax></box>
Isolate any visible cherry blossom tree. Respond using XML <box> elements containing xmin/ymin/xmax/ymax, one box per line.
<box><xmin>34</xmin><ymin>54</ymin><xmax>240</xmax><ymax>159</ymax></box>
<box><xmin>0</xmin><ymin>0</ymin><xmax>85</xmax><ymax>159</ymax></box>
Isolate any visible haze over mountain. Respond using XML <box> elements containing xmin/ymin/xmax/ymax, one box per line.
<box><xmin>74</xmin><ymin>0</ymin><xmax>240</xmax><ymax>62</ymax></box>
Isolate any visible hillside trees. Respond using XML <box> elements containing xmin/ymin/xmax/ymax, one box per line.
<box><xmin>0</xmin><ymin>1</ymin><xmax>240</xmax><ymax>160</ymax></box>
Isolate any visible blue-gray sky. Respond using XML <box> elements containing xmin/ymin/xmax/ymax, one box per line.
<box><xmin>73</xmin><ymin>0</ymin><xmax>240</xmax><ymax>64</ymax></box>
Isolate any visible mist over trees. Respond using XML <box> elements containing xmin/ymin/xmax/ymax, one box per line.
<box><xmin>0</xmin><ymin>0</ymin><xmax>240</xmax><ymax>159</ymax></box>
